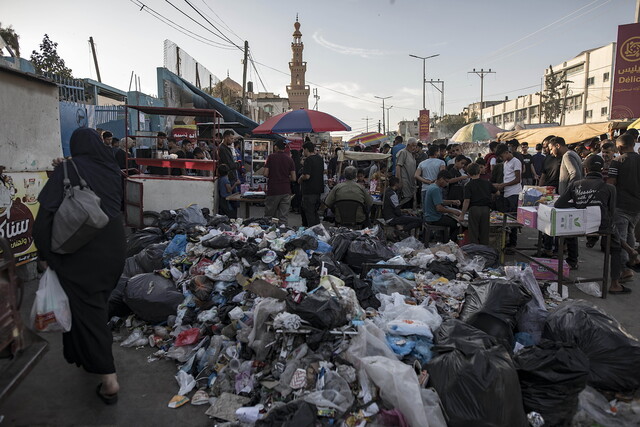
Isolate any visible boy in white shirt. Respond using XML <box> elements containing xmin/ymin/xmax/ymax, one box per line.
<box><xmin>494</xmin><ymin>144</ymin><xmax>522</xmax><ymax>248</ymax></box>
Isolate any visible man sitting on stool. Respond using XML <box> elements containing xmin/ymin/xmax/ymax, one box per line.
<box><xmin>383</xmin><ymin>176</ymin><xmax>423</xmax><ymax>238</ymax></box>
<box><xmin>424</xmin><ymin>170</ymin><xmax>461</xmax><ymax>241</ymax></box>
<box><xmin>325</xmin><ymin>166</ymin><xmax>373</xmax><ymax>227</ymax></box>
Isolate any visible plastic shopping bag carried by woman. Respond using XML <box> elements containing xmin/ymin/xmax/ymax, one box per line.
<box><xmin>30</xmin><ymin>268</ymin><xmax>72</xmax><ymax>332</ymax></box>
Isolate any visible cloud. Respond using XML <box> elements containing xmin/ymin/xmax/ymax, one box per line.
<box><xmin>312</xmin><ymin>32</ymin><xmax>389</xmax><ymax>58</ymax></box>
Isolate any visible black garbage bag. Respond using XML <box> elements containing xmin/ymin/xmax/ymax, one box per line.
<box><xmin>542</xmin><ymin>300</ymin><xmax>640</xmax><ymax>392</ymax></box>
<box><xmin>514</xmin><ymin>340</ymin><xmax>589</xmax><ymax>427</ymax></box>
<box><xmin>310</xmin><ymin>253</ymin><xmax>380</xmax><ymax>309</ymax></box>
<box><xmin>285</xmin><ymin>234</ymin><xmax>318</xmax><ymax>252</ymax></box>
<box><xmin>134</xmin><ymin>242</ymin><xmax>168</xmax><ymax>273</ymax></box>
<box><xmin>188</xmin><ymin>275</ymin><xmax>215</xmax><ymax>301</ymax></box>
<box><xmin>459</xmin><ymin>279</ymin><xmax>532</xmax><ymax>351</ymax></box>
<box><xmin>236</xmin><ymin>242</ymin><xmax>261</xmax><ymax>262</ymax></box>
<box><xmin>125</xmin><ymin>227</ymin><xmax>164</xmax><ymax>257</ymax></box>
<box><xmin>175</xmin><ymin>205</ymin><xmax>207</xmax><ymax>229</ymax></box>
<box><xmin>285</xmin><ymin>288</ymin><xmax>347</xmax><ymax>329</ymax></box>
<box><xmin>122</xmin><ymin>256</ymin><xmax>145</xmax><ymax>278</ymax></box>
<box><xmin>427</xmin><ymin>259</ymin><xmax>459</xmax><ymax>280</ymax></box>
<box><xmin>123</xmin><ymin>273</ymin><xmax>184</xmax><ymax>323</ymax></box>
<box><xmin>461</xmin><ymin>244</ymin><xmax>500</xmax><ymax>268</ymax></box>
<box><xmin>158</xmin><ymin>210</ymin><xmax>176</xmax><ymax>230</ymax></box>
<box><xmin>329</xmin><ymin>231</ymin><xmax>360</xmax><ymax>261</ymax></box>
<box><xmin>344</xmin><ymin>237</ymin><xmax>394</xmax><ymax>271</ymax></box>
<box><xmin>203</xmin><ymin>234</ymin><xmax>233</xmax><ymax>249</ymax></box>
<box><xmin>428</xmin><ymin>319</ymin><xmax>528</xmax><ymax>427</ymax></box>
<box><xmin>256</xmin><ymin>401</ymin><xmax>318</xmax><ymax>427</ymax></box>
<box><xmin>108</xmin><ymin>276</ymin><xmax>133</xmax><ymax>318</ymax></box>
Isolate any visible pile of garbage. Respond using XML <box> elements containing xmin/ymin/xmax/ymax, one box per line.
<box><xmin>109</xmin><ymin>205</ymin><xmax>640</xmax><ymax>426</ymax></box>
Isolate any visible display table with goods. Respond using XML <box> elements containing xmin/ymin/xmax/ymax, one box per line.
<box><xmin>226</xmin><ymin>191</ymin><xmax>267</xmax><ymax>219</ymax></box>
<box><xmin>105</xmin><ymin>204</ymin><xmax>640</xmax><ymax>426</ymax></box>
<box><xmin>512</xmin><ymin>186</ymin><xmax>611</xmax><ymax>298</ymax></box>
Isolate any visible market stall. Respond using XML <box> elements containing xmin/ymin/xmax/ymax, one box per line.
<box><xmin>123</xmin><ymin>105</ymin><xmax>222</xmax><ymax>228</ymax></box>
<box><xmin>497</xmin><ymin>120</ymin><xmax>633</xmax><ymax>144</ymax></box>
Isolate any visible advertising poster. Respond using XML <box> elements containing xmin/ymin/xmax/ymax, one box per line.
<box><xmin>0</xmin><ymin>171</ymin><xmax>48</xmax><ymax>265</ymax></box>
<box><xmin>611</xmin><ymin>23</ymin><xmax>640</xmax><ymax>119</ymax></box>
<box><xmin>419</xmin><ymin>109</ymin><xmax>430</xmax><ymax>141</ymax></box>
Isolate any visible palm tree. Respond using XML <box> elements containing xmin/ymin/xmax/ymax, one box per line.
<box><xmin>0</xmin><ymin>23</ymin><xmax>20</xmax><ymax>57</ymax></box>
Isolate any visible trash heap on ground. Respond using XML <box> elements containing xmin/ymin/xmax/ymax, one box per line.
<box><xmin>109</xmin><ymin>205</ymin><xmax>640</xmax><ymax>426</ymax></box>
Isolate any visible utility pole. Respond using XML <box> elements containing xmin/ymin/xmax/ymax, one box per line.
<box><xmin>89</xmin><ymin>37</ymin><xmax>101</xmax><ymax>83</ymax></box>
<box><xmin>242</xmin><ymin>40</ymin><xmax>249</xmax><ymax>115</ymax></box>
<box><xmin>176</xmin><ymin>45</ymin><xmax>181</xmax><ymax>76</ymax></box>
<box><xmin>361</xmin><ymin>116</ymin><xmax>371</xmax><ymax>132</ymax></box>
<box><xmin>374</xmin><ymin>95</ymin><xmax>392</xmax><ymax>135</ymax></box>
<box><xmin>636</xmin><ymin>0</ymin><xmax>640</xmax><ymax>23</ymax></box>
<box><xmin>468</xmin><ymin>68</ymin><xmax>495</xmax><ymax>121</ymax></box>
<box><xmin>378</xmin><ymin>120</ymin><xmax>381</xmax><ymax>133</ymax></box>
<box><xmin>385</xmin><ymin>106</ymin><xmax>393</xmax><ymax>136</ymax></box>
<box><xmin>409</xmin><ymin>54</ymin><xmax>440</xmax><ymax>110</ymax></box>
<box><xmin>427</xmin><ymin>79</ymin><xmax>445</xmax><ymax>118</ymax></box>
<box><xmin>313</xmin><ymin>88</ymin><xmax>320</xmax><ymax>110</ymax></box>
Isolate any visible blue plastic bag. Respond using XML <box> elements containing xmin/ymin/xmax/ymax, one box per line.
<box><xmin>163</xmin><ymin>234</ymin><xmax>187</xmax><ymax>265</ymax></box>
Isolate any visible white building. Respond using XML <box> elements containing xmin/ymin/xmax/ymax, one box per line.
<box><xmin>482</xmin><ymin>43</ymin><xmax>615</xmax><ymax>129</ymax></box>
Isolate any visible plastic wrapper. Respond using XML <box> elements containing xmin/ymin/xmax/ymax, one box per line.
<box><xmin>202</xmin><ymin>234</ymin><xmax>233</xmax><ymax>249</ymax></box>
<box><xmin>514</xmin><ymin>340</ymin><xmax>589</xmax><ymax>427</ymax></box>
<box><xmin>163</xmin><ymin>234</ymin><xmax>187</xmax><ymax>265</ymax></box>
<box><xmin>362</xmin><ymin>356</ymin><xmax>434</xmax><ymax>427</ymax></box>
<box><xmin>345</xmin><ymin>321</ymin><xmax>398</xmax><ymax>363</ymax></box>
<box><xmin>575</xmin><ymin>280</ymin><xmax>602</xmax><ymax>298</ymax></box>
<box><xmin>289</xmin><ymin>248</ymin><xmax>310</xmax><ymax>267</ymax></box>
<box><xmin>543</xmin><ymin>300</ymin><xmax>640</xmax><ymax>391</ymax></box>
<box><xmin>176</xmin><ymin>370</ymin><xmax>196</xmax><ymax>396</ymax></box>
<box><xmin>420</xmin><ymin>388</ymin><xmax>447</xmax><ymax>427</ymax></box>
<box><xmin>371</xmin><ymin>273</ymin><xmax>415</xmax><ymax>296</ymax></box>
<box><xmin>248</xmin><ymin>298</ymin><xmax>287</xmax><ymax>361</ymax></box>
<box><xmin>572</xmin><ymin>386</ymin><xmax>640</xmax><ymax>427</ymax></box>
<box><xmin>458</xmin><ymin>255</ymin><xmax>485</xmax><ymax>273</ymax></box>
<box><xmin>303</xmin><ymin>370</ymin><xmax>354</xmax><ymax>414</ymax></box>
<box><xmin>391</xmin><ymin>236</ymin><xmax>425</xmax><ymax>255</ymax></box>
<box><xmin>428</xmin><ymin>319</ymin><xmax>528</xmax><ymax>427</ymax></box>
<box><xmin>376</xmin><ymin>293</ymin><xmax>442</xmax><ymax>333</ymax></box>
<box><xmin>126</xmin><ymin>227</ymin><xmax>164</xmax><ymax>257</ymax></box>
<box><xmin>459</xmin><ymin>279</ymin><xmax>532</xmax><ymax>351</ymax></box>
<box><xmin>123</xmin><ymin>273</ymin><xmax>184</xmax><ymax>324</ymax></box>
<box><xmin>121</xmin><ymin>328</ymin><xmax>148</xmax><ymax>347</ymax></box>
<box><xmin>175</xmin><ymin>328</ymin><xmax>201</xmax><ymax>347</ymax></box>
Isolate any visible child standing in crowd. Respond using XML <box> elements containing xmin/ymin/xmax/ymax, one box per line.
<box><xmin>217</xmin><ymin>164</ymin><xmax>239</xmax><ymax>218</ymax></box>
<box><xmin>459</xmin><ymin>163</ymin><xmax>497</xmax><ymax>245</ymax></box>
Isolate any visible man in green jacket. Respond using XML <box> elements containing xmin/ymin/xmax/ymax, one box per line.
<box><xmin>325</xmin><ymin>166</ymin><xmax>373</xmax><ymax>227</ymax></box>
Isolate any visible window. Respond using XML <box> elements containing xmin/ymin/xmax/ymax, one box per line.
<box><xmin>586</xmin><ymin>110</ymin><xmax>593</xmax><ymax>118</ymax></box>
<box><xmin>529</xmin><ymin>106</ymin><xmax>539</xmax><ymax>118</ymax></box>
<box><xmin>515</xmin><ymin>109</ymin><xmax>527</xmax><ymax>122</ymax></box>
<box><xmin>601</xmin><ymin>106</ymin><xmax>608</xmax><ymax>116</ymax></box>
<box><xmin>493</xmin><ymin>115</ymin><xmax>502</xmax><ymax>126</ymax></box>
<box><xmin>603</xmin><ymin>72</ymin><xmax>610</xmax><ymax>82</ymax></box>
<box><xmin>587</xmin><ymin>77</ymin><xmax>595</xmax><ymax>86</ymax></box>
<box><xmin>565</xmin><ymin>94</ymin><xmax>583</xmax><ymax>111</ymax></box>
<box><xmin>503</xmin><ymin>112</ymin><xmax>514</xmax><ymax>122</ymax></box>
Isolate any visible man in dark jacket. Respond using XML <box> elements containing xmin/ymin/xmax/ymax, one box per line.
<box><xmin>383</xmin><ymin>176</ymin><xmax>423</xmax><ymax>235</ymax></box>
<box><xmin>218</xmin><ymin>130</ymin><xmax>238</xmax><ymax>180</ymax></box>
<box><xmin>555</xmin><ymin>155</ymin><xmax>628</xmax><ymax>294</ymax></box>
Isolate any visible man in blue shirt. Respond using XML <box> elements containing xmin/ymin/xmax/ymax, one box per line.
<box><xmin>390</xmin><ymin>136</ymin><xmax>405</xmax><ymax>175</ymax></box>
<box><xmin>415</xmin><ymin>145</ymin><xmax>446</xmax><ymax>210</ymax></box>
<box><xmin>424</xmin><ymin>170</ymin><xmax>461</xmax><ymax>241</ymax></box>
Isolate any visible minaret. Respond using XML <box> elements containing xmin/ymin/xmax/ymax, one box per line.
<box><xmin>286</xmin><ymin>15</ymin><xmax>310</xmax><ymax>110</ymax></box>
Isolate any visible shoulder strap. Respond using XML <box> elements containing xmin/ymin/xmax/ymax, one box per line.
<box><xmin>67</xmin><ymin>159</ymin><xmax>88</xmax><ymax>189</ymax></box>
<box><xmin>62</xmin><ymin>160</ymin><xmax>71</xmax><ymax>188</ymax></box>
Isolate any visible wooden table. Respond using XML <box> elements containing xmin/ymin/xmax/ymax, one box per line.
<box><xmin>226</xmin><ymin>193</ymin><xmax>266</xmax><ymax>219</ymax></box>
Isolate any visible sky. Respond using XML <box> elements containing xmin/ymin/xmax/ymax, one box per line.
<box><xmin>2</xmin><ymin>0</ymin><xmax>637</xmax><ymax>138</ymax></box>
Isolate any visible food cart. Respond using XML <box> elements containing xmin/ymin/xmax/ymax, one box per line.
<box><xmin>122</xmin><ymin>105</ymin><xmax>222</xmax><ymax>228</ymax></box>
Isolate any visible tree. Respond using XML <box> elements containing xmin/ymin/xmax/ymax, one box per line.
<box><xmin>437</xmin><ymin>114</ymin><xmax>468</xmax><ymax>136</ymax></box>
<box><xmin>30</xmin><ymin>34</ymin><xmax>72</xmax><ymax>78</ymax></box>
<box><xmin>541</xmin><ymin>65</ymin><xmax>565</xmax><ymax>124</ymax></box>
<box><xmin>0</xmin><ymin>23</ymin><xmax>20</xmax><ymax>57</ymax></box>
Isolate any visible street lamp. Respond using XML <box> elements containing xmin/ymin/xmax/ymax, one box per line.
<box><xmin>385</xmin><ymin>105</ymin><xmax>393</xmax><ymax>137</ymax></box>
<box><xmin>374</xmin><ymin>95</ymin><xmax>392</xmax><ymax>135</ymax></box>
<box><xmin>409</xmin><ymin>53</ymin><xmax>440</xmax><ymax>110</ymax></box>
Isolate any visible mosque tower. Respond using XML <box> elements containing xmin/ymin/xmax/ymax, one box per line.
<box><xmin>286</xmin><ymin>15</ymin><xmax>310</xmax><ymax>110</ymax></box>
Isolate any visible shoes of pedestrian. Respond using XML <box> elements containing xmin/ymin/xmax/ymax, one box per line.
<box><xmin>567</xmin><ymin>260</ymin><xmax>579</xmax><ymax>270</ymax></box>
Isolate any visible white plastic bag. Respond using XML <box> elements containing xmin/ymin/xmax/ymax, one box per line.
<box><xmin>30</xmin><ymin>268</ymin><xmax>72</xmax><ymax>332</ymax></box>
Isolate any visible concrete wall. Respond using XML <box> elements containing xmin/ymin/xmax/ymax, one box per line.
<box><xmin>0</xmin><ymin>68</ymin><xmax>62</xmax><ymax>172</ymax></box>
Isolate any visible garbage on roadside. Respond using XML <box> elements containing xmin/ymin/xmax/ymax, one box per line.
<box><xmin>108</xmin><ymin>205</ymin><xmax>640</xmax><ymax>426</ymax></box>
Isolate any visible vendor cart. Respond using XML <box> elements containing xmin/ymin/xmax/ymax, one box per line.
<box><xmin>122</xmin><ymin>106</ymin><xmax>222</xmax><ymax>228</ymax></box>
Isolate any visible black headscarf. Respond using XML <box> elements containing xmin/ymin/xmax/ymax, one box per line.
<box><xmin>38</xmin><ymin>127</ymin><xmax>123</xmax><ymax>218</ymax></box>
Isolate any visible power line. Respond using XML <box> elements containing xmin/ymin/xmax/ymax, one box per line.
<box><xmin>181</xmin><ymin>0</ymin><xmax>243</xmax><ymax>50</ymax></box>
<box><xmin>163</xmin><ymin>0</ymin><xmax>238</xmax><ymax>48</ymax></box>
<box><xmin>131</xmin><ymin>0</ymin><xmax>236</xmax><ymax>50</ymax></box>
<box><xmin>199</xmin><ymin>0</ymin><xmax>245</xmax><ymax>43</ymax></box>
<box><xmin>248</xmin><ymin>52</ymin><xmax>268</xmax><ymax>92</ymax></box>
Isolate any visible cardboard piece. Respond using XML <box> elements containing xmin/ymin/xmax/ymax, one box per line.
<box><xmin>517</xmin><ymin>207</ymin><xmax>538</xmax><ymax>229</ymax></box>
<box><xmin>205</xmin><ymin>392</ymin><xmax>251</xmax><ymax>421</ymax></box>
<box><xmin>537</xmin><ymin>204</ymin><xmax>600</xmax><ymax>236</ymax></box>
<box><xmin>236</xmin><ymin>273</ymin><xmax>287</xmax><ymax>300</ymax></box>
<box><xmin>530</xmin><ymin>257</ymin><xmax>570</xmax><ymax>281</ymax></box>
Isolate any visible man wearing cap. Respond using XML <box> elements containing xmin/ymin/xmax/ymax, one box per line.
<box><xmin>264</xmin><ymin>140</ymin><xmax>296</xmax><ymax>224</ymax></box>
<box><xmin>555</xmin><ymin>155</ymin><xmax>629</xmax><ymax>294</ymax></box>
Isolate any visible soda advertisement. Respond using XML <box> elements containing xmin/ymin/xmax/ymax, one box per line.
<box><xmin>0</xmin><ymin>171</ymin><xmax>48</xmax><ymax>265</ymax></box>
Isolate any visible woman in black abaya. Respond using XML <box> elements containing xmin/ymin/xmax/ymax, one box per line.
<box><xmin>34</xmin><ymin>127</ymin><xmax>125</xmax><ymax>404</ymax></box>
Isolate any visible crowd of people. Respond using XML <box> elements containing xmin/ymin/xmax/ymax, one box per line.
<box><xmin>96</xmin><ymin>126</ymin><xmax>640</xmax><ymax>295</ymax></box>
